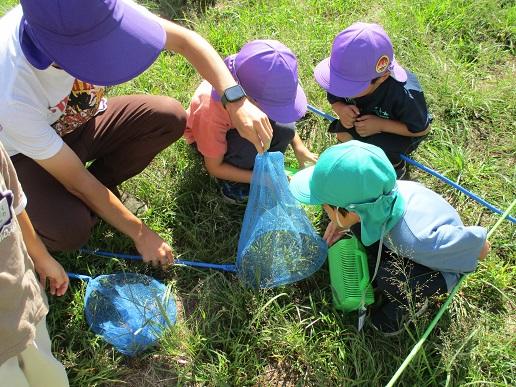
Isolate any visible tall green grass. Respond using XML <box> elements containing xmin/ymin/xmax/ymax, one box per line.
<box><xmin>1</xmin><ymin>0</ymin><xmax>515</xmax><ymax>385</ymax></box>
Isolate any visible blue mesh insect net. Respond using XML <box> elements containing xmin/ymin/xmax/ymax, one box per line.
<box><xmin>236</xmin><ymin>152</ymin><xmax>328</xmax><ymax>288</ymax></box>
<box><xmin>72</xmin><ymin>272</ymin><xmax>176</xmax><ymax>356</ymax></box>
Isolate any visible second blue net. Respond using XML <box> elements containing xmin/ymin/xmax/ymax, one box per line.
<box><xmin>79</xmin><ymin>272</ymin><xmax>176</xmax><ymax>356</ymax></box>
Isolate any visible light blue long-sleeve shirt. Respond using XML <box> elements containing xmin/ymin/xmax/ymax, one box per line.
<box><xmin>385</xmin><ymin>181</ymin><xmax>487</xmax><ymax>290</ymax></box>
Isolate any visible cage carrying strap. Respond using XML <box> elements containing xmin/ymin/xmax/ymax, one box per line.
<box><xmin>358</xmin><ymin>222</ymin><xmax>386</xmax><ymax>331</ymax></box>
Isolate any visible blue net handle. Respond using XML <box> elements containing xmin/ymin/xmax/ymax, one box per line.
<box><xmin>67</xmin><ymin>272</ymin><xmax>92</xmax><ymax>282</ymax></box>
<box><xmin>306</xmin><ymin>104</ymin><xmax>516</xmax><ymax>224</ymax></box>
<box><xmin>79</xmin><ymin>248</ymin><xmax>237</xmax><ymax>273</ymax></box>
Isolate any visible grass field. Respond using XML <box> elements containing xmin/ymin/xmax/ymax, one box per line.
<box><xmin>1</xmin><ymin>0</ymin><xmax>515</xmax><ymax>385</ymax></box>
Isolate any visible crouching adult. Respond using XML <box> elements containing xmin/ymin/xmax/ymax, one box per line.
<box><xmin>0</xmin><ymin>0</ymin><xmax>273</xmax><ymax>266</ymax></box>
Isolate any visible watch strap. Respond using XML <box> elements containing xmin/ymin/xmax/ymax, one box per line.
<box><xmin>221</xmin><ymin>85</ymin><xmax>246</xmax><ymax>108</ymax></box>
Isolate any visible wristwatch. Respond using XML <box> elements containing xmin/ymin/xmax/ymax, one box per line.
<box><xmin>221</xmin><ymin>85</ymin><xmax>247</xmax><ymax>108</ymax></box>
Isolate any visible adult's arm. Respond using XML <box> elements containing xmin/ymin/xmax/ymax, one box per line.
<box><xmin>36</xmin><ymin>143</ymin><xmax>173</xmax><ymax>266</ymax></box>
<box><xmin>158</xmin><ymin>19</ymin><xmax>273</xmax><ymax>153</ymax></box>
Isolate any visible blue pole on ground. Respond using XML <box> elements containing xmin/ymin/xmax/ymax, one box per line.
<box><xmin>79</xmin><ymin>248</ymin><xmax>237</xmax><ymax>273</ymax></box>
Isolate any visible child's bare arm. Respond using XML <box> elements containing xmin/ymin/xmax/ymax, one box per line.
<box><xmin>17</xmin><ymin>210</ymin><xmax>69</xmax><ymax>296</ymax></box>
<box><xmin>204</xmin><ymin>155</ymin><xmax>252</xmax><ymax>183</ymax></box>
<box><xmin>290</xmin><ymin>133</ymin><xmax>318</xmax><ymax>168</ymax></box>
<box><xmin>355</xmin><ymin>115</ymin><xmax>430</xmax><ymax>137</ymax></box>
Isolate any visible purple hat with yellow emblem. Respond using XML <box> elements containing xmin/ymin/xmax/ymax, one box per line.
<box><xmin>314</xmin><ymin>22</ymin><xmax>407</xmax><ymax>98</ymax></box>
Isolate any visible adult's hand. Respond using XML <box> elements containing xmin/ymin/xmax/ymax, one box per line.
<box><xmin>225</xmin><ymin>98</ymin><xmax>273</xmax><ymax>153</ymax></box>
<box><xmin>133</xmin><ymin>224</ymin><xmax>175</xmax><ymax>267</ymax></box>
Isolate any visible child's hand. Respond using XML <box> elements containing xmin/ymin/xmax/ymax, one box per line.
<box><xmin>323</xmin><ymin>221</ymin><xmax>348</xmax><ymax>246</ymax></box>
<box><xmin>332</xmin><ymin>102</ymin><xmax>359</xmax><ymax>128</ymax></box>
<box><xmin>293</xmin><ymin>145</ymin><xmax>318</xmax><ymax>169</ymax></box>
<box><xmin>354</xmin><ymin>115</ymin><xmax>383</xmax><ymax>137</ymax></box>
<box><xmin>34</xmin><ymin>255</ymin><xmax>69</xmax><ymax>296</ymax></box>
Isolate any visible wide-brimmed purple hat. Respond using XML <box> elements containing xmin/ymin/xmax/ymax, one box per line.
<box><xmin>212</xmin><ymin>40</ymin><xmax>307</xmax><ymax>123</ymax></box>
<box><xmin>314</xmin><ymin>22</ymin><xmax>407</xmax><ymax>98</ymax></box>
<box><xmin>19</xmin><ymin>0</ymin><xmax>166</xmax><ymax>86</ymax></box>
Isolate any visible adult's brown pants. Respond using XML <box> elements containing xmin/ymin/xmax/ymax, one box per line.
<box><xmin>12</xmin><ymin>95</ymin><xmax>186</xmax><ymax>252</ymax></box>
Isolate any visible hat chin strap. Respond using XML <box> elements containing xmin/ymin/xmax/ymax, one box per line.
<box><xmin>371</xmin><ymin>222</ymin><xmax>386</xmax><ymax>283</ymax></box>
<box><xmin>335</xmin><ymin>207</ymin><xmax>346</xmax><ymax>229</ymax></box>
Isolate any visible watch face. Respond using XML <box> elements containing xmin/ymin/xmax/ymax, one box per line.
<box><xmin>225</xmin><ymin>85</ymin><xmax>245</xmax><ymax>102</ymax></box>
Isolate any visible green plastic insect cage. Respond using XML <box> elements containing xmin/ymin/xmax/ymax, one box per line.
<box><xmin>328</xmin><ymin>234</ymin><xmax>375</xmax><ymax>312</ymax></box>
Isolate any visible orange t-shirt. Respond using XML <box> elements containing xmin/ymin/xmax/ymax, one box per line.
<box><xmin>184</xmin><ymin>81</ymin><xmax>233</xmax><ymax>159</ymax></box>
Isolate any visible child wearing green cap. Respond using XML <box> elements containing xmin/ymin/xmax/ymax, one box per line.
<box><xmin>289</xmin><ymin>141</ymin><xmax>490</xmax><ymax>335</ymax></box>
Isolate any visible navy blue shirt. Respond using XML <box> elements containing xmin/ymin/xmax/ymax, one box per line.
<box><xmin>327</xmin><ymin>71</ymin><xmax>432</xmax><ymax>134</ymax></box>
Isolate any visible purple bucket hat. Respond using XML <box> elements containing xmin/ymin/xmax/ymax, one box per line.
<box><xmin>212</xmin><ymin>40</ymin><xmax>307</xmax><ymax>123</ymax></box>
<box><xmin>314</xmin><ymin>22</ymin><xmax>407</xmax><ymax>98</ymax></box>
<box><xmin>19</xmin><ymin>0</ymin><xmax>166</xmax><ymax>86</ymax></box>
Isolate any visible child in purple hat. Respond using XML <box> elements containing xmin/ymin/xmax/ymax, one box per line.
<box><xmin>314</xmin><ymin>22</ymin><xmax>432</xmax><ymax>178</ymax></box>
<box><xmin>0</xmin><ymin>0</ymin><xmax>275</xmax><ymax>264</ymax></box>
<box><xmin>185</xmin><ymin>40</ymin><xmax>318</xmax><ymax>204</ymax></box>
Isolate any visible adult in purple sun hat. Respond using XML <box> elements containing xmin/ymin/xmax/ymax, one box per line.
<box><xmin>314</xmin><ymin>22</ymin><xmax>433</xmax><ymax>179</ymax></box>
<box><xmin>0</xmin><ymin>0</ymin><xmax>273</xmax><ymax>264</ymax></box>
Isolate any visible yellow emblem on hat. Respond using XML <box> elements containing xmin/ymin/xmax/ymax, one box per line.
<box><xmin>375</xmin><ymin>55</ymin><xmax>390</xmax><ymax>73</ymax></box>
